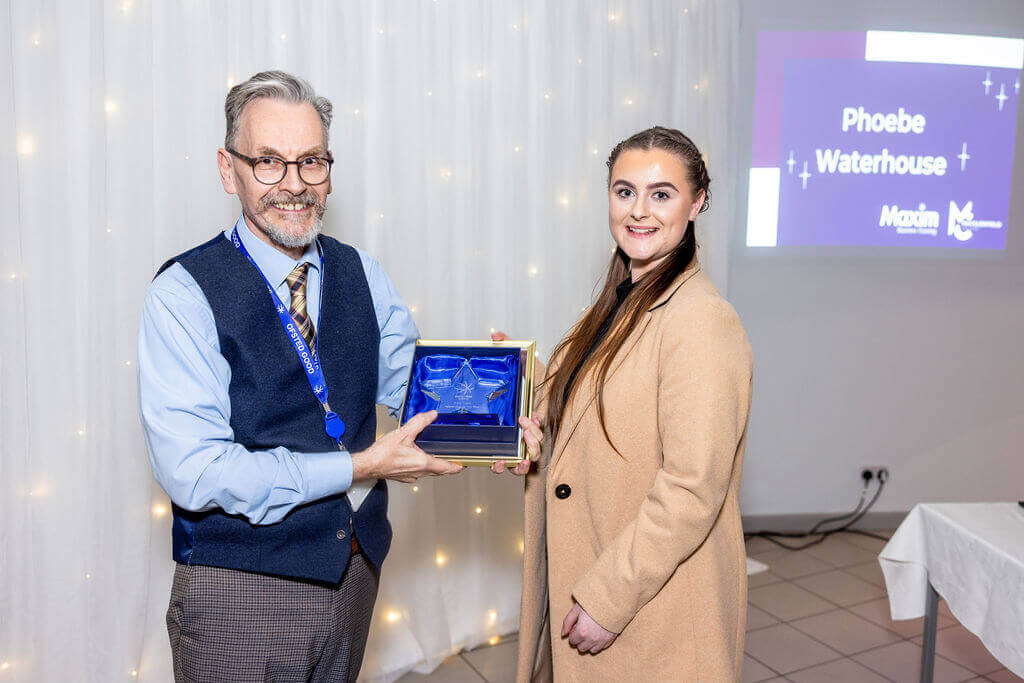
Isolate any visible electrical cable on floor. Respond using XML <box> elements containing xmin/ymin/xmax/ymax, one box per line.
<box><xmin>745</xmin><ymin>475</ymin><xmax>890</xmax><ymax>551</ymax></box>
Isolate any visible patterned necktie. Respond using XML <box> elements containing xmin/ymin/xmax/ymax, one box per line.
<box><xmin>286</xmin><ymin>263</ymin><xmax>316</xmax><ymax>350</ymax></box>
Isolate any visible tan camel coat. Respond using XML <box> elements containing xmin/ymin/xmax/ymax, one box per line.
<box><xmin>516</xmin><ymin>265</ymin><xmax>753</xmax><ymax>682</ymax></box>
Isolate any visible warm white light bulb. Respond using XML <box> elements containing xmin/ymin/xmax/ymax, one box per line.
<box><xmin>77</xmin><ymin>429</ymin><xmax>86</xmax><ymax>437</ymax></box>
<box><xmin>125</xmin><ymin>360</ymin><xmax>132</xmax><ymax>366</ymax></box>
<box><xmin>624</xmin><ymin>97</ymin><xmax>634</xmax><ymax>105</ymax></box>
<box><xmin>16</xmin><ymin>135</ymin><xmax>34</xmax><ymax>158</ymax></box>
<box><xmin>408</xmin><ymin>305</ymin><xmax>418</xmax><ymax>314</ymax></box>
<box><xmin>435</xmin><ymin>552</ymin><xmax>447</xmax><ymax>566</ymax></box>
<box><xmin>513</xmin><ymin>145</ymin><xmax>521</xmax><ymax>152</ymax></box>
<box><xmin>426</xmin><ymin>90</ymin><xmax>433</xmax><ymax>97</ymax></box>
<box><xmin>85</xmin><ymin>572</ymin><xmax>92</xmax><ymax>580</ymax></box>
<box><xmin>385</xmin><ymin>609</ymin><xmax>401</xmax><ymax>623</ymax></box>
<box><xmin>377</xmin><ymin>28</ymin><xmax>385</xmax><ymax>35</ymax></box>
<box><xmin>32</xmin><ymin>32</ymin><xmax>40</xmax><ymax>46</ymax></box>
<box><xmin>104</xmin><ymin>98</ymin><xmax>118</xmax><ymax>115</ymax></box>
<box><xmin>9</xmin><ymin>273</ymin><xmax>16</xmax><ymax>280</ymax></box>
<box><xmin>474</xmin><ymin>506</ymin><xmax>483</xmax><ymax>515</ymax></box>
<box><xmin>227</xmin><ymin>77</ymin><xmax>235</xmax><ymax>89</ymax></box>
<box><xmin>487</xmin><ymin>609</ymin><xmax>497</xmax><ymax>625</ymax></box>
<box><xmin>543</xmin><ymin>92</ymin><xmax>551</xmax><ymax>101</ymax></box>
<box><xmin>557</xmin><ymin>196</ymin><xmax>569</xmax><ymax>207</ymax></box>
<box><xmin>106</xmin><ymin>227</ymin><xmax>112</xmax><ymax>233</ymax></box>
<box><xmin>411</xmin><ymin>485</ymin><xmax>419</xmax><ymax>492</ymax></box>
<box><xmin>130</xmin><ymin>670</ymin><xmax>138</xmax><ymax>678</ymax></box>
<box><xmin>377</xmin><ymin>212</ymin><xmax>384</xmax><ymax>220</ymax></box>
<box><xmin>488</xmin><ymin>636</ymin><xmax>500</xmax><ymax>645</ymax></box>
<box><xmin>527</xmin><ymin>265</ymin><xmax>539</xmax><ymax>277</ymax></box>
<box><xmin>651</xmin><ymin>50</ymin><xmax>659</xmax><ymax>57</ymax></box>
<box><xmin>152</xmin><ymin>503</ymin><xmax>168</xmax><ymax>518</ymax></box>
<box><xmin>475</xmin><ymin>69</ymin><xmax>485</xmax><ymax>78</ymax></box>
<box><xmin>352</xmin><ymin>108</ymin><xmax>360</xmax><ymax>116</ymax></box>
<box><xmin>1</xmin><ymin>661</ymin><xmax>9</xmax><ymax>670</ymax></box>
<box><xmin>279</xmin><ymin>33</ymin><xmax>287</xmax><ymax>41</ymax></box>
<box><xmin>592</xmin><ymin>148</ymin><xmax>600</xmax><ymax>156</ymax></box>
<box><xmin>577</xmin><ymin>58</ymin><xmax>583</xmax><ymax>65</ymax></box>
<box><xmin>439</xmin><ymin>169</ymin><xmax>452</xmax><ymax>180</ymax></box>
<box><xmin>184</xmin><ymin>153</ymin><xmax>190</xmax><ymax>161</ymax></box>
<box><xmin>120</xmin><ymin>0</ymin><xmax>133</xmax><ymax>14</ymax></box>
<box><xmin>608</xmin><ymin>12</ymin><xmax>617</xmax><ymax>21</ymax></box>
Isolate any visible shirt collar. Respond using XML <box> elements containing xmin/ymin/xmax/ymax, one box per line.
<box><xmin>232</xmin><ymin>214</ymin><xmax>320</xmax><ymax>289</ymax></box>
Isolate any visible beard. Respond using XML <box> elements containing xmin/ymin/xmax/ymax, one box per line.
<box><xmin>254</xmin><ymin>190</ymin><xmax>327</xmax><ymax>249</ymax></box>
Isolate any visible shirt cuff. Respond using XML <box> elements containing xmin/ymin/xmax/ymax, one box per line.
<box><xmin>302</xmin><ymin>450</ymin><xmax>353</xmax><ymax>501</ymax></box>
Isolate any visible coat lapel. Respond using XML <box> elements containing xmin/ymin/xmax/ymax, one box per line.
<box><xmin>548</xmin><ymin>264</ymin><xmax>703</xmax><ymax>470</ymax></box>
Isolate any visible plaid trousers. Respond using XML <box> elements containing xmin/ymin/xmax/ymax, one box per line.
<box><xmin>166</xmin><ymin>553</ymin><xmax>378</xmax><ymax>682</ymax></box>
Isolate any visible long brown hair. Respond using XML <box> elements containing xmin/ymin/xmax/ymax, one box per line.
<box><xmin>542</xmin><ymin>126</ymin><xmax>711</xmax><ymax>452</ymax></box>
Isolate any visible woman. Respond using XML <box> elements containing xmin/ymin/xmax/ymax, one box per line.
<box><xmin>494</xmin><ymin>126</ymin><xmax>753</xmax><ymax>681</ymax></box>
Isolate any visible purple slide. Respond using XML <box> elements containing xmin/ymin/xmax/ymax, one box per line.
<box><xmin>746</xmin><ymin>31</ymin><xmax>1022</xmax><ymax>250</ymax></box>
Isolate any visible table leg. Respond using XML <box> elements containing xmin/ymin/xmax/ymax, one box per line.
<box><xmin>920</xmin><ymin>580</ymin><xmax>939</xmax><ymax>683</ymax></box>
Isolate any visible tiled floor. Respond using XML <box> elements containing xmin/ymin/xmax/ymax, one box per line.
<box><xmin>398</xmin><ymin>531</ymin><xmax>1021</xmax><ymax>682</ymax></box>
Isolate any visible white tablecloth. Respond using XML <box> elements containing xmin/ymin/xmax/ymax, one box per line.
<box><xmin>879</xmin><ymin>502</ymin><xmax>1024</xmax><ymax>676</ymax></box>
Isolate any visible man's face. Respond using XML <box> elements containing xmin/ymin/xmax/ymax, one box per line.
<box><xmin>218</xmin><ymin>98</ymin><xmax>331</xmax><ymax>250</ymax></box>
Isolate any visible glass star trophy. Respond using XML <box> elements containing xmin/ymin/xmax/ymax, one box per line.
<box><xmin>400</xmin><ymin>340</ymin><xmax>537</xmax><ymax>466</ymax></box>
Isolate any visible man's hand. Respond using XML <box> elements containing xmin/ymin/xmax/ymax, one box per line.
<box><xmin>561</xmin><ymin>603</ymin><xmax>617</xmax><ymax>655</ymax></box>
<box><xmin>351</xmin><ymin>410</ymin><xmax>463</xmax><ymax>483</ymax></box>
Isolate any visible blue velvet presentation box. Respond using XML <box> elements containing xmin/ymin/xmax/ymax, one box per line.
<box><xmin>399</xmin><ymin>340</ymin><xmax>537</xmax><ymax>466</ymax></box>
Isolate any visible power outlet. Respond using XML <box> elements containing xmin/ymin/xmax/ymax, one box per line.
<box><xmin>860</xmin><ymin>466</ymin><xmax>890</xmax><ymax>483</ymax></box>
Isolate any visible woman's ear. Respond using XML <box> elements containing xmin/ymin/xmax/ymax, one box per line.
<box><xmin>690</xmin><ymin>189</ymin><xmax>706</xmax><ymax>220</ymax></box>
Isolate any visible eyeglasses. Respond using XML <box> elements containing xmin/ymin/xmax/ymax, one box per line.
<box><xmin>227</xmin><ymin>148</ymin><xmax>334</xmax><ymax>185</ymax></box>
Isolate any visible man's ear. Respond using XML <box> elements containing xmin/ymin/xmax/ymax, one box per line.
<box><xmin>218</xmin><ymin>148</ymin><xmax>238</xmax><ymax>195</ymax></box>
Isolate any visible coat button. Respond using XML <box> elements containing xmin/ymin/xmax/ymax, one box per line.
<box><xmin>336</xmin><ymin>530</ymin><xmax>346</xmax><ymax>540</ymax></box>
<box><xmin>554</xmin><ymin>484</ymin><xmax>571</xmax><ymax>499</ymax></box>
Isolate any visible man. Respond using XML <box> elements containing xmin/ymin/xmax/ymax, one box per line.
<box><xmin>138</xmin><ymin>70</ymin><xmax>461</xmax><ymax>682</ymax></box>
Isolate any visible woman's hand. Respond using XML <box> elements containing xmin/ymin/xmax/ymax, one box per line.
<box><xmin>490</xmin><ymin>415</ymin><xmax>541</xmax><ymax>475</ymax></box>
<box><xmin>561</xmin><ymin>603</ymin><xmax>617</xmax><ymax>654</ymax></box>
<box><xmin>489</xmin><ymin>330</ymin><xmax>544</xmax><ymax>475</ymax></box>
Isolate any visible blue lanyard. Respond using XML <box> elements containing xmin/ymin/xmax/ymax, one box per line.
<box><xmin>230</xmin><ymin>228</ymin><xmax>346</xmax><ymax>448</ymax></box>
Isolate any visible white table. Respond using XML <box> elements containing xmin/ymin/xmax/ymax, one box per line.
<box><xmin>879</xmin><ymin>503</ymin><xmax>1024</xmax><ymax>682</ymax></box>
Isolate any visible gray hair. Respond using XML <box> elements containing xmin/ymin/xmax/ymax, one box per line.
<box><xmin>224</xmin><ymin>70</ymin><xmax>333</xmax><ymax>149</ymax></box>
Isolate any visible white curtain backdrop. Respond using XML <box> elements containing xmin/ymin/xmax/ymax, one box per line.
<box><xmin>0</xmin><ymin>1</ymin><xmax>739</xmax><ymax>680</ymax></box>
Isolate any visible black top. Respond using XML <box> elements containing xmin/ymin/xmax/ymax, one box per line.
<box><xmin>562</xmin><ymin>277</ymin><xmax>636</xmax><ymax>405</ymax></box>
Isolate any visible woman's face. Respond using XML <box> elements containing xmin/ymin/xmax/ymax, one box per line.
<box><xmin>608</xmin><ymin>147</ymin><xmax>704</xmax><ymax>281</ymax></box>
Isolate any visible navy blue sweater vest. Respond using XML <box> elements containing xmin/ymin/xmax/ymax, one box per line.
<box><xmin>157</xmin><ymin>233</ymin><xmax>390</xmax><ymax>583</ymax></box>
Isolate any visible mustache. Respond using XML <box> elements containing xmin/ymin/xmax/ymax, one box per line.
<box><xmin>258</xmin><ymin>191</ymin><xmax>326</xmax><ymax>214</ymax></box>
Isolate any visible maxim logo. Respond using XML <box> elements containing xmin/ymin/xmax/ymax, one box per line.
<box><xmin>879</xmin><ymin>203</ymin><xmax>939</xmax><ymax>235</ymax></box>
<box><xmin>948</xmin><ymin>201</ymin><xmax>1004</xmax><ymax>242</ymax></box>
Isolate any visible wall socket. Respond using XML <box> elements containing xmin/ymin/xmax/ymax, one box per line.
<box><xmin>860</xmin><ymin>466</ymin><xmax>890</xmax><ymax>483</ymax></box>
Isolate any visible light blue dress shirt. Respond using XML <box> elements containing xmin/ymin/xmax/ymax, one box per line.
<box><xmin>138</xmin><ymin>215</ymin><xmax>418</xmax><ymax>525</ymax></box>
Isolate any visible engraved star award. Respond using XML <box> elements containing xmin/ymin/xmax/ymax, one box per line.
<box><xmin>399</xmin><ymin>340</ymin><xmax>536</xmax><ymax>466</ymax></box>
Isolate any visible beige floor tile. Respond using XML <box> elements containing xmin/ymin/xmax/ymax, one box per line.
<box><xmin>741</xmin><ymin>654</ymin><xmax>778</xmax><ymax>683</ymax></box>
<box><xmin>911</xmin><ymin>624</ymin><xmax>1006</xmax><ymax>675</ymax></box>
<box><xmin>836</xmin><ymin>530</ymin><xmax>891</xmax><ymax>553</ymax></box>
<box><xmin>804</xmin><ymin>536</ymin><xmax>880</xmax><ymax>568</ymax></box>
<box><xmin>746</xmin><ymin>604</ymin><xmax>780</xmax><ymax>631</ymax></box>
<box><xmin>748</xmin><ymin>570</ymin><xmax>785</xmax><ymax>589</ymax></box>
<box><xmin>849</xmin><ymin>597</ymin><xmax>954</xmax><ymax>638</ymax></box>
<box><xmin>746</xmin><ymin>535</ymin><xmax>783</xmax><ymax>555</ymax></box>
<box><xmin>743</xmin><ymin>623</ymin><xmax>841</xmax><ymax>674</ymax></box>
<box><xmin>988</xmin><ymin>669</ymin><xmax>1024</xmax><ymax>682</ymax></box>
<box><xmin>853</xmin><ymin>641</ymin><xmax>975</xmax><ymax>683</ymax></box>
<box><xmin>397</xmin><ymin>655</ymin><xmax>485</xmax><ymax>682</ymax></box>
<box><xmin>843</xmin><ymin>560</ymin><xmax>886</xmax><ymax>587</ymax></box>
<box><xmin>755</xmin><ymin>549</ymin><xmax>835</xmax><ymax>580</ymax></box>
<box><xmin>786</xmin><ymin>657</ymin><xmax>891</xmax><ymax>683</ymax></box>
<box><xmin>462</xmin><ymin>640</ymin><xmax>517</xmax><ymax>683</ymax></box>
<box><xmin>790</xmin><ymin>608</ymin><xmax>903</xmax><ymax>655</ymax></box>
<box><xmin>794</xmin><ymin>570</ymin><xmax>887</xmax><ymax>607</ymax></box>
<box><xmin>748</xmin><ymin>581</ymin><xmax>837</xmax><ymax>621</ymax></box>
